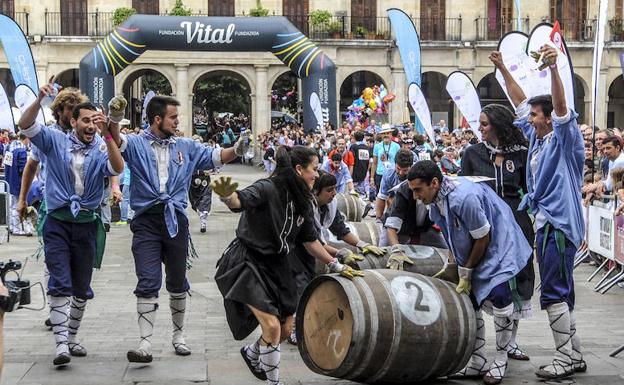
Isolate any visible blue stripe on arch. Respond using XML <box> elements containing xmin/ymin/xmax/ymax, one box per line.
<box><xmin>96</xmin><ymin>45</ymin><xmax>110</xmax><ymax>75</ymax></box>
<box><xmin>92</xmin><ymin>48</ymin><xmax>97</xmax><ymax>69</ymax></box>
<box><xmin>110</xmin><ymin>33</ymin><xmax>141</xmax><ymax>56</ymax></box>
<box><xmin>271</xmin><ymin>34</ymin><xmax>305</xmax><ymax>49</ymax></box>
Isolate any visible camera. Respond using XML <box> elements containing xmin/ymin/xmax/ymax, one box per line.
<box><xmin>0</xmin><ymin>260</ymin><xmax>31</xmax><ymax>312</ymax></box>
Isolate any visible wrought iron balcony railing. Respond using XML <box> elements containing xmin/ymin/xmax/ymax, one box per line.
<box><xmin>44</xmin><ymin>11</ymin><xmax>114</xmax><ymax>37</ymax></box>
<box><xmin>0</xmin><ymin>11</ymin><xmax>29</xmax><ymax>35</ymax></box>
<box><xmin>475</xmin><ymin>17</ymin><xmax>530</xmax><ymax>41</ymax></box>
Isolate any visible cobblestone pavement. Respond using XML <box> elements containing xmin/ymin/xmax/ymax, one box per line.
<box><xmin>1</xmin><ymin>164</ymin><xmax>624</xmax><ymax>384</ymax></box>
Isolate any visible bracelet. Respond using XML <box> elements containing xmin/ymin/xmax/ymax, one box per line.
<box><xmin>112</xmin><ymin>184</ymin><xmax>120</xmax><ymax>190</ymax></box>
<box><xmin>104</xmin><ymin>134</ymin><xmax>114</xmax><ymax>142</ymax></box>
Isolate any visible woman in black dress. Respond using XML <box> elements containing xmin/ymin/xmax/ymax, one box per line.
<box><xmin>459</xmin><ymin>103</ymin><xmax>535</xmax><ymax>365</ymax></box>
<box><xmin>213</xmin><ymin>146</ymin><xmax>362</xmax><ymax>385</ymax></box>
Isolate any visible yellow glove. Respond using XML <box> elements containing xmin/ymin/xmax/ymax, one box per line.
<box><xmin>357</xmin><ymin>241</ymin><xmax>385</xmax><ymax>257</ymax></box>
<box><xmin>385</xmin><ymin>245</ymin><xmax>413</xmax><ymax>270</ymax></box>
<box><xmin>107</xmin><ymin>94</ymin><xmax>128</xmax><ymax>123</ymax></box>
<box><xmin>432</xmin><ymin>262</ymin><xmax>459</xmax><ymax>284</ymax></box>
<box><xmin>327</xmin><ymin>258</ymin><xmax>364</xmax><ymax>279</ymax></box>
<box><xmin>349</xmin><ymin>190</ymin><xmax>360</xmax><ymax>198</ymax></box>
<box><xmin>335</xmin><ymin>248</ymin><xmax>364</xmax><ymax>267</ymax></box>
<box><xmin>211</xmin><ymin>176</ymin><xmax>239</xmax><ymax>198</ymax></box>
<box><xmin>455</xmin><ymin>266</ymin><xmax>473</xmax><ymax>295</ymax></box>
<box><xmin>339</xmin><ymin>265</ymin><xmax>365</xmax><ymax>280</ymax></box>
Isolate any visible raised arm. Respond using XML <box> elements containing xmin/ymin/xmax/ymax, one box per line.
<box><xmin>18</xmin><ymin>76</ymin><xmax>54</xmax><ymax>129</ymax></box>
<box><xmin>542</xmin><ymin>45</ymin><xmax>567</xmax><ymax>117</ymax></box>
<box><xmin>489</xmin><ymin>51</ymin><xmax>527</xmax><ymax>108</ymax></box>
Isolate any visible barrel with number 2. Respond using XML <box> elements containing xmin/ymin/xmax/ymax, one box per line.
<box><xmin>296</xmin><ymin>270</ymin><xmax>476</xmax><ymax>383</ymax></box>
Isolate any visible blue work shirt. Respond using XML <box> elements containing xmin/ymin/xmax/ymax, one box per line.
<box><xmin>120</xmin><ymin>133</ymin><xmax>222</xmax><ymax>238</ymax></box>
<box><xmin>373</xmin><ymin>141</ymin><xmax>400</xmax><ymax>176</ymax></box>
<box><xmin>321</xmin><ymin>159</ymin><xmax>352</xmax><ymax>194</ymax></box>
<box><xmin>429</xmin><ymin>177</ymin><xmax>532</xmax><ymax>305</ymax></box>
<box><xmin>21</xmin><ymin>123</ymin><xmax>118</xmax><ymax>216</ymax></box>
<box><xmin>514</xmin><ymin>100</ymin><xmax>585</xmax><ymax>248</ymax></box>
<box><xmin>3</xmin><ymin>140</ymin><xmax>28</xmax><ymax>196</ymax></box>
<box><xmin>377</xmin><ymin>168</ymin><xmax>403</xmax><ymax>200</ymax></box>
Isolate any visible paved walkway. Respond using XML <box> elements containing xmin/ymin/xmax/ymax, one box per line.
<box><xmin>1</xmin><ymin>164</ymin><xmax>624</xmax><ymax>384</ymax></box>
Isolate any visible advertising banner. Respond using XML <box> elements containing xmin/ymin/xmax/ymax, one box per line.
<box><xmin>0</xmin><ymin>14</ymin><xmax>39</xmax><ymax>91</ymax></box>
<box><xmin>613</xmin><ymin>215</ymin><xmax>624</xmax><ymax>265</ymax></box>
<box><xmin>408</xmin><ymin>83</ymin><xmax>435</xmax><ymax>145</ymax></box>
<box><xmin>387</xmin><ymin>8</ymin><xmax>421</xmax><ymax>86</ymax></box>
<box><xmin>446</xmin><ymin>71</ymin><xmax>481</xmax><ymax>140</ymax></box>
<box><xmin>80</xmin><ymin>15</ymin><xmax>336</xmax><ymax>132</ymax></box>
<box><xmin>587</xmin><ymin>205</ymin><xmax>614</xmax><ymax>260</ymax></box>
<box><xmin>0</xmin><ymin>83</ymin><xmax>15</xmax><ymax>132</ymax></box>
<box><xmin>14</xmin><ymin>84</ymin><xmax>44</xmax><ymax>125</ymax></box>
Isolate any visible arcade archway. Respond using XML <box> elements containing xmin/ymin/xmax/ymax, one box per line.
<box><xmin>271</xmin><ymin>71</ymin><xmax>299</xmax><ymax>122</ymax></box>
<box><xmin>608</xmin><ymin>75</ymin><xmax>624</xmax><ymax>129</ymax></box>
<box><xmin>56</xmin><ymin>68</ymin><xmax>80</xmax><ymax>88</ymax></box>
<box><xmin>121</xmin><ymin>69</ymin><xmax>173</xmax><ymax>129</ymax></box>
<box><xmin>192</xmin><ymin>70</ymin><xmax>252</xmax><ymax>139</ymax></box>
<box><xmin>339</xmin><ymin>70</ymin><xmax>386</xmax><ymax>116</ymax></box>
<box><xmin>422</xmin><ymin>71</ymin><xmax>452</xmax><ymax>128</ymax></box>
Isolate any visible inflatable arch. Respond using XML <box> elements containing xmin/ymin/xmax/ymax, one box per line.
<box><xmin>79</xmin><ymin>15</ymin><xmax>337</xmax><ymax>131</ymax></box>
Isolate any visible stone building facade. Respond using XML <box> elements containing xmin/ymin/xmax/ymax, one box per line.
<box><xmin>1</xmin><ymin>0</ymin><xmax>623</xmax><ymax>136</ymax></box>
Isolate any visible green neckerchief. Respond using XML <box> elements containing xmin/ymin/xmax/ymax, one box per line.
<box><xmin>508</xmin><ymin>276</ymin><xmax>523</xmax><ymax>310</ymax></box>
<box><xmin>46</xmin><ymin>207</ymin><xmax>106</xmax><ymax>269</ymax></box>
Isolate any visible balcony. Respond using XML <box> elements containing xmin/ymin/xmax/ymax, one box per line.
<box><xmin>552</xmin><ymin>18</ymin><xmax>596</xmax><ymax>42</ymax></box>
<box><xmin>282</xmin><ymin>15</ymin><xmax>462</xmax><ymax>41</ymax></box>
<box><xmin>475</xmin><ymin>17</ymin><xmax>530</xmax><ymax>41</ymax></box>
<box><xmin>609</xmin><ymin>18</ymin><xmax>624</xmax><ymax>42</ymax></box>
<box><xmin>0</xmin><ymin>11</ymin><xmax>29</xmax><ymax>35</ymax></box>
<box><xmin>44</xmin><ymin>11</ymin><xmax>114</xmax><ymax>37</ymax></box>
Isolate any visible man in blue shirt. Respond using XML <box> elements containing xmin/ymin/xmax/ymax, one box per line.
<box><xmin>109</xmin><ymin>96</ymin><xmax>243</xmax><ymax>363</ymax></box>
<box><xmin>374</xmin><ymin>148</ymin><xmax>414</xmax><ymax>222</ymax></box>
<box><xmin>408</xmin><ymin>160</ymin><xmax>532</xmax><ymax>385</ymax></box>
<box><xmin>493</xmin><ymin>46</ymin><xmax>586</xmax><ymax>380</ymax></box>
<box><xmin>321</xmin><ymin>152</ymin><xmax>354</xmax><ymax>194</ymax></box>
<box><xmin>371</xmin><ymin>128</ymin><xmax>400</xmax><ymax>193</ymax></box>
<box><xmin>18</xmin><ymin>85</ymin><xmax>124</xmax><ymax>366</ymax></box>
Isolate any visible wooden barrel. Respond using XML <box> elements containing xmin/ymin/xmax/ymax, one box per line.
<box><xmin>296</xmin><ymin>271</ymin><xmax>476</xmax><ymax>383</ymax></box>
<box><xmin>353</xmin><ymin>245</ymin><xmax>448</xmax><ymax>278</ymax></box>
<box><xmin>335</xmin><ymin>194</ymin><xmax>364</xmax><ymax>222</ymax></box>
<box><xmin>326</xmin><ymin>221</ymin><xmax>380</xmax><ymax>252</ymax></box>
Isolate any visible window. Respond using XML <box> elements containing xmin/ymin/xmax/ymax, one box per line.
<box><xmin>61</xmin><ymin>0</ymin><xmax>88</xmax><ymax>36</ymax></box>
<box><xmin>0</xmin><ymin>0</ymin><xmax>15</xmax><ymax>17</ymax></box>
<box><xmin>208</xmin><ymin>0</ymin><xmax>234</xmax><ymax>16</ymax></box>
<box><xmin>132</xmin><ymin>0</ymin><xmax>159</xmax><ymax>14</ymax></box>
<box><xmin>549</xmin><ymin>0</ymin><xmax>588</xmax><ymax>40</ymax></box>
<box><xmin>351</xmin><ymin>0</ymin><xmax>376</xmax><ymax>35</ymax></box>
<box><xmin>486</xmin><ymin>0</ymin><xmax>513</xmax><ymax>40</ymax></box>
<box><xmin>283</xmin><ymin>0</ymin><xmax>308</xmax><ymax>34</ymax></box>
<box><xmin>420</xmin><ymin>0</ymin><xmax>445</xmax><ymax>40</ymax></box>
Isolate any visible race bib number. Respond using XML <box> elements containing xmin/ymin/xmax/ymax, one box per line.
<box><xmin>382</xmin><ymin>161</ymin><xmax>393</xmax><ymax>172</ymax></box>
<box><xmin>358</xmin><ymin>149</ymin><xmax>370</xmax><ymax>161</ymax></box>
<box><xmin>418</xmin><ymin>152</ymin><xmax>431</xmax><ymax>161</ymax></box>
<box><xmin>3</xmin><ymin>151</ymin><xmax>13</xmax><ymax>167</ymax></box>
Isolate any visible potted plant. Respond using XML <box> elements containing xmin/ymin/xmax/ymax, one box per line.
<box><xmin>249</xmin><ymin>0</ymin><xmax>269</xmax><ymax>17</ymax></box>
<box><xmin>168</xmin><ymin>0</ymin><xmax>192</xmax><ymax>16</ymax></box>
<box><xmin>310</xmin><ymin>9</ymin><xmax>332</xmax><ymax>37</ymax></box>
<box><xmin>328</xmin><ymin>21</ymin><xmax>343</xmax><ymax>38</ymax></box>
<box><xmin>609</xmin><ymin>17</ymin><xmax>624</xmax><ymax>41</ymax></box>
<box><xmin>112</xmin><ymin>7</ymin><xmax>136</xmax><ymax>26</ymax></box>
<box><xmin>355</xmin><ymin>25</ymin><xmax>367</xmax><ymax>38</ymax></box>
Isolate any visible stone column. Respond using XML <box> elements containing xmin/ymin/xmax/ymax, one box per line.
<box><xmin>594</xmin><ymin>69</ymin><xmax>609</xmax><ymax>129</ymax></box>
<box><xmin>175</xmin><ymin>64</ymin><xmax>191</xmax><ymax>136</ymax></box>
<box><xmin>391</xmin><ymin>69</ymin><xmax>407</xmax><ymax>124</ymax></box>
<box><xmin>255</xmin><ymin>65</ymin><xmax>270</xmax><ymax>135</ymax></box>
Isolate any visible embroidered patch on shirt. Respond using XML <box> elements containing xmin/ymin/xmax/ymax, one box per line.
<box><xmin>99</xmin><ymin>143</ymin><xmax>107</xmax><ymax>153</ymax></box>
<box><xmin>506</xmin><ymin>159</ymin><xmax>515</xmax><ymax>173</ymax></box>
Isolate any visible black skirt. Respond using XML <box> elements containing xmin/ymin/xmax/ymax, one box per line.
<box><xmin>510</xmin><ymin>199</ymin><xmax>536</xmax><ymax>301</ymax></box>
<box><xmin>215</xmin><ymin>240</ymin><xmax>297</xmax><ymax>340</ymax></box>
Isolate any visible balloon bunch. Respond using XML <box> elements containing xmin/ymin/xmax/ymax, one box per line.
<box><xmin>344</xmin><ymin>84</ymin><xmax>395</xmax><ymax>126</ymax></box>
<box><xmin>271</xmin><ymin>88</ymin><xmax>296</xmax><ymax>106</ymax></box>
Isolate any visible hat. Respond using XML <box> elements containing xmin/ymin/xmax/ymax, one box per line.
<box><xmin>378</xmin><ymin>123</ymin><xmax>393</xmax><ymax>135</ymax></box>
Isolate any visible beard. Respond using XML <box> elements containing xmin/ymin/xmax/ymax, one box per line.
<box><xmin>159</xmin><ymin>121</ymin><xmax>175</xmax><ymax>138</ymax></box>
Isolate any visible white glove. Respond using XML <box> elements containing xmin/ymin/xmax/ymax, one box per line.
<box><xmin>107</xmin><ymin>94</ymin><xmax>127</xmax><ymax>123</ymax></box>
<box><xmin>233</xmin><ymin>129</ymin><xmax>251</xmax><ymax>157</ymax></box>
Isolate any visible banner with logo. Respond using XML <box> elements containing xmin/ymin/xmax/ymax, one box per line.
<box><xmin>14</xmin><ymin>84</ymin><xmax>44</xmax><ymax>125</ymax></box>
<box><xmin>0</xmin><ymin>14</ymin><xmax>39</xmax><ymax>91</ymax></box>
<box><xmin>591</xmin><ymin>0</ymin><xmax>608</xmax><ymax>127</ymax></box>
<box><xmin>527</xmin><ymin>23</ymin><xmax>575</xmax><ymax>112</ymax></box>
<box><xmin>80</xmin><ymin>15</ymin><xmax>337</xmax><ymax>132</ymax></box>
<box><xmin>141</xmin><ymin>90</ymin><xmax>155</xmax><ymax>125</ymax></box>
<box><xmin>408</xmin><ymin>83</ymin><xmax>435</xmax><ymax>145</ymax></box>
<box><xmin>587</xmin><ymin>205</ymin><xmax>614</xmax><ymax>260</ymax></box>
<box><xmin>0</xmin><ymin>83</ymin><xmax>15</xmax><ymax>132</ymax></box>
<box><xmin>495</xmin><ymin>32</ymin><xmax>542</xmax><ymax>103</ymax></box>
<box><xmin>387</xmin><ymin>8</ymin><xmax>421</xmax><ymax>86</ymax></box>
<box><xmin>614</xmin><ymin>215</ymin><xmax>624</xmax><ymax>265</ymax></box>
<box><xmin>446</xmin><ymin>71</ymin><xmax>481</xmax><ymax>140</ymax></box>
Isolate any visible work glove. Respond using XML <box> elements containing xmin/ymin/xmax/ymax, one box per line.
<box><xmin>107</xmin><ymin>94</ymin><xmax>127</xmax><ymax>123</ymax></box>
<box><xmin>356</xmin><ymin>240</ymin><xmax>385</xmax><ymax>257</ymax></box>
<box><xmin>211</xmin><ymin>176</ymin><xmax>239</xmax><ymax>199</ymax></box>
<box><xmin>335</xmin><ymin>248</ymin><xmax>364</xmax><ymax>266</ymax></box>
<box><xmin>327</xmin><ymin>258</ymin><xmax>364</xmax><ymax>280</ymax></box>
<box><xmin>233</xmin><ymin>128</ymin><xmax>252</xmax><ymax>157</ymax></box>
<box><xmin>455</xmin><ymin>266</ymin><xmax>473</xmax><ymax>295</ymax></box>
<box><xmin>432</xmin><ymin>262</ymin><xmax>459</xmax><ymax>284</ymax></box>
<box><xmin>385</xmin><ymin>244</ymin><xmax>414</xmax><ymax>271</ymax></box>
<box><xmin>349</xmin><ymin>190</ymin><xmax>360</xmax><ymax>198</ymax></box>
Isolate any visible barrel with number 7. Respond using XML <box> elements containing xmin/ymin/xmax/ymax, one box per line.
<box><xmin>296</xmin><ymin>270</ymin><xmax>476</xmax><ymax>383</ymax></box>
